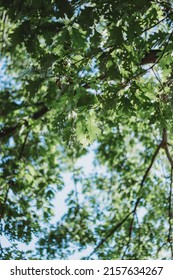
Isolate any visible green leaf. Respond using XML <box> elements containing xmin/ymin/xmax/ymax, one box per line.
<box><xmin>76</xmin><ymin>120</ymin><xmax>89</xmax><ymax>146</ymax></box>
<box><xmin>71</xmin><ymin>27</ymin><xmax>86</xmax><ymax>50</ymax></box>
<box><xmin>86</xmin><ymin>111</ymin><xmax>101</xmax><ymax>142</ymax></box>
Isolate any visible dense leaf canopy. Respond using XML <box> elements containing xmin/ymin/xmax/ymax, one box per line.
<box><xmin>0</xmin><ymin>0</ymin><xmax>173</xmax><ymax>259</ymax></box>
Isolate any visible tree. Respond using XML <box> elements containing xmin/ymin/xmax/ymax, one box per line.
<box><xmin>0</xmin><ymin>0</ymin><xmax>173</xmax><ymax>259</ymax></box>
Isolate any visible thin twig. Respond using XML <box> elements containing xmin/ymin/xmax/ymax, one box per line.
<box><xmin>156</xmin><ymin>242</ymin><xmax>167</xmax><ymax>257</ymax></box>
<box><xmin>152</xmin><ymin>68</ymin><xmax>165</xmax><ymax>91</ymax></box>
<box><xmin>142</xmin><ymin>12</ymin><xmax>172</xmax><ymax>34</ymax></box>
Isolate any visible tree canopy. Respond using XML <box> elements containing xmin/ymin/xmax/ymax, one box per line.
<box><xmin>0</xmin><ymin>0</ymin><xmax>173</xmax><ymax>259</ymax></box>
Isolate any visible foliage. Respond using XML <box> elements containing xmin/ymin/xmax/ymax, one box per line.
<box><xmin>0</xmin><ymin>0</ymin><xmax>173</xmax><ymax>259</ymax></box>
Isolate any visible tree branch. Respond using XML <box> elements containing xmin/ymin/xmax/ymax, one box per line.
<box><xmin>142</xmin><ymin>12</ymin><xmax>173</xmax><ymax>34</ymax></box>
<box><xmin>0</xmin><ymin>124</ymin><xmax>20</xmax><ymax>139</ymax></box>
<box><xmin>0</xmin><ymin>105</ymin><xmax>49</xmax><ymax>140</ymax></box>
<box><xmin>31</xmin><ymin>105</ymin><xmax>49</xmax><ymax>120</ymax></box>
<box><xmin>121</xmin><ymin>216</ymin><xmax>134</xmax><ymax>259</ymax></box>
<box><xmin>87</xmin><ymin>130</ymin><xmax>165</xmax><ymax>259</ymax></box>
<box><xmin>165</xmin><ymin>145</ymin><xmax>173</xmax><ymax>169</ymax></box>
<box><xmin>18</xmin><ymin>131</ymin><xmax>29</xmax><ymax>160</ymax></box>
<box><xmin>115</xmin><ymin>30</ymin><xmax>173</xmax><ymax>97</ymax></box>
<box><xmin>131</xmin><ymin>128</ymin><xmax>168</xmax><ymax>221</ymax></box>
<box><xmin>87</xmin><ymin>211</ymin><xmax>132</xmax><ymax>259</ymax></box>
